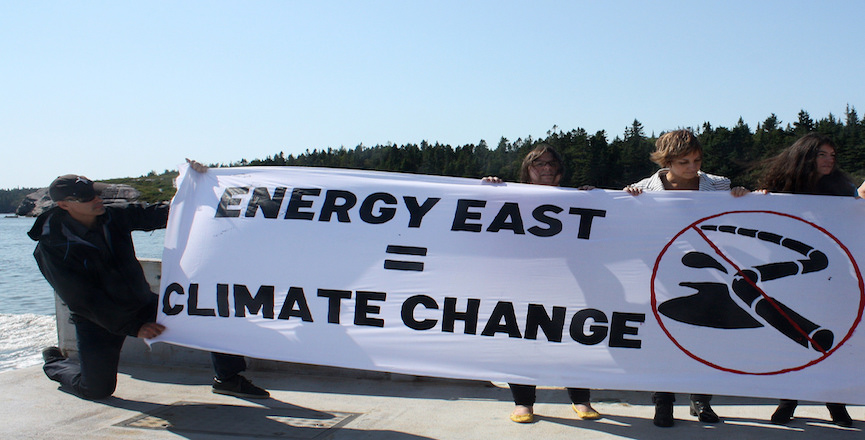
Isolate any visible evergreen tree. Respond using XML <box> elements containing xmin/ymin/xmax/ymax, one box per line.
<box><xmin>794</xmin><ymin>110</ymin><xmax>814</xmax><ymax>135</ymax></box>
<box><xmin>616</xmin><ymin>120</ymin><xmax>654</xmax><ymax>187</ymax></box>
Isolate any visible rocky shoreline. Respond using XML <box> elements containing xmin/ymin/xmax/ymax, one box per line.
<box><xmin>15</xmin><ymin>184</ymin><xmax>141</xmax><ymax>217</ymax></box>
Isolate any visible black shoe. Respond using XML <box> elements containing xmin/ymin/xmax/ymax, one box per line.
<box><xmin>827</xmin><ymin>403</ymin><xmax>852</xmax><ymax>427</ymax></box>
<box><xmin>212</xmin><ymin>375</ymin><xmax>270</xmax><ymax>399</ymax></box>
<box><xmin>41</xmin><ymin>346</ymin><xmax>64</xmax><ymax>363</ymax></box>
<box><xmin>771</xmin><ymin>400</ymin><xmax>797</xmax><ymax>425</ymax></box>
<box><xmin>653</xmin><ymin>402</ymin><xmax>674</xmax><ymax>427</ymax></box>
<box><xmin>690</xmin><ymin>400</ymin><xmax>720</xmax><ymax>423</ymax></box>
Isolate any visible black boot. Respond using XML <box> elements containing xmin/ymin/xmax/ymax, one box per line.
<box><xmin>771</xmin><ymin>399</ymin><xmax>797</xmax><ymax>425</ymax></box>
<box><xmin>826</xmin><ymin>403</ymin><xmax>852</xmax><ymax>427</ymax></box>
<box><xmin>653</xmin><ymin>401</ymin><xmax>674</xmax><ymax>427</ymax></box>
<box><xmin>690</xmin><ymin>400</ymin><xmax>719</xmax><ymax>423</ymax></box>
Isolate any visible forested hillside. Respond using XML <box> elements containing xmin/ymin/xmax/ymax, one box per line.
<box><xmin>240</xmin><ymin>108</ymin><xmax>865</xmax><ymax>190</ymax></box>
<box><xmin>0</xmin><ymin>188</ymin><xmax>38</xmax><ymax>214</ymax></box>
<box><xmin>3</xmin><ymin>108</ymin><xmax>864</xmax><ymax>211</ymax></box>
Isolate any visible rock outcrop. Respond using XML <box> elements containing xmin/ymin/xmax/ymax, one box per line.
<box><xmin>16</xmin><ymin>184</ymin><xmax>142</xmax><ymax>217</ymax></box>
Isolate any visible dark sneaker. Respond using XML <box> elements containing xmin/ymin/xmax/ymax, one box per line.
<box><xmin>689</xmin><ymin>400</ymin><xmax>720</xmax><ymax>423</ymax></box>
<box><xmin>42</xmin><ymin>346</ymin><xmax>64</xmax><ymax>363</ymax></box>
<box><xmin>212</xmin><ymin>375</ymin><xmax>270</xmax><ymax>399</ymax></box>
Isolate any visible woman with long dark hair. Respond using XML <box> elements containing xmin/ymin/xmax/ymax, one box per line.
<box><xmin>759</xmin><ymin>133</ymin><xmax>856</xmax><ymax>197</ymax></box>
<box><xmin>758</xmin><ymin>132</ymin><xmax>857</xmax><ymax>427</ymax></box>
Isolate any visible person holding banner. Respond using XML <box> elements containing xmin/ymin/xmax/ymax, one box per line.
<box><xmin>484</xmin><ymin>144</ymin><xmax>601</xmax><ymax>424</ymax></box>
<box><xmin>29</xmin><ymin>161</ymin><xmax>269</xmax><ymax>401</ymax></box>
<box><xmin>757</xmin><ymin>132</ymin><xmax>855</xmax><ymax>427</ymax></box>
<box><xmin>625</xmin><ymin>129</ymin><xmax>748</xmax><ymax>427</ymax></box>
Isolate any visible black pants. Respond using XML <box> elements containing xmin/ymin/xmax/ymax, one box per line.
<box><xmin>43</xmin><ymin>317</ymin><xmax>247</xmax><ymax>400</ymax></box>
<box><xmin>509</xmin><ymin>383</ymin><xmax>591</xmax><ymax>406</ymax></box>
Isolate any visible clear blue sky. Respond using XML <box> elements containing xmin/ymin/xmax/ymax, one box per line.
<box><xmin>2</xmin><ymin>0</ymin><xmax>863</xmax><ymax>189</ymax></box>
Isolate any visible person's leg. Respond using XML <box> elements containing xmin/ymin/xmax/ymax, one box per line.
<box><xmin>210</xmin><ymin>352</ymin><xmax>269</xmax><ymax>398</ymax></box>
<box><xmin>210</xmin><ymin>352</ymin><xmax>247</xmax><ymax>380</ymax></box>
<box><xmin>43</xmin><ymin>318</ymin><xmax>125</xmax><ymax>400</ymax></box>
<box><xmin>771</xmin><ymin>399</ymin><xmax>798</xmax><ymax>425</ymax></box>
<box><xmin>567</xmin><ymin>388</ymin><xmax>601</xmax><ymax>420</ymax></box>
<box><xmin>826</xmin><ymin>403</ymin><xmax>852</xmax><ymax>427</ymax></box>
<box><xmin>653</xmin><ymin>391</ymin><xmax>675</xmax><ymax>404</ymax></box>
<box><xmin>689</xmin><ymin>394</ymin><xmax>719</xmax><ymax>423</ymax></box>
<box><xmin>509</xmin><ymin>383</ymin><xmax>536</xmax><ymax>406</ymax></box>
<box><xmin>567</xmin><ymin>387</ymin><xmax>590</xmax><ymax>403</ymax></box>
<box><xmin>508</xmin><ymin>384</ymin><xmax>536</xmax><ymax>422</ymax></box>
<box><xmin>652</xmin><ymin>392</ymin><xmax>675</xmax><ymax>427</ymax></box>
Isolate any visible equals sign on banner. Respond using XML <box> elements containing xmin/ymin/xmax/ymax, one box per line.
<box><xmin>384</xmin><ymin>245</ymin><xmax>427</xmax><ymax>272</ymax></box>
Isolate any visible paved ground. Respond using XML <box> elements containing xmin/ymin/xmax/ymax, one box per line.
<box><xmin>2</xmin><ymin>363</ymin><xmax>863</xmax><ymax>440</ymax></box>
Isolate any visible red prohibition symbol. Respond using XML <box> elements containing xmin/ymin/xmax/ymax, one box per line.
<box><xmin>651</xmin><ymin>210</ymin><xmax>864</xmax><ymax>375</ymax></box>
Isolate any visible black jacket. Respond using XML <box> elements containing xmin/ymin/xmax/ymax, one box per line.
<box><xmin>28</xmin><ymin>203</ymin><xmax>170</xmax><ymax>336</ymax></box>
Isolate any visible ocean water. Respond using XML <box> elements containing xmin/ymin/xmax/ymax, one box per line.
<box><xmin>0</xmin><ymin>214</ymin><xmax>165</xmax><ymax>373</ymax></box>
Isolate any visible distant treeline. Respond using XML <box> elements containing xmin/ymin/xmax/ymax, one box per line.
<box><xmin>235</xmin><ymin>107</ymin><xmax>865</xmax><ymax>191</ymax></box>
<box><xmin>3</xmin><ymin>107</ymin><xmax>863</xmax><ymax>211</ymax></box>
<box><xmin>0</xmin><ymin>188</ymin><xmax>38</xmax><ymax>214</ymax></box>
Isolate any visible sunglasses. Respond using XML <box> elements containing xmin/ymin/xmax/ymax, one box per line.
<box><xmin>63</xmin><ymin>194</ymin><xmax>97</xmax><ymax>203</ymax></box>
<box><xmin>531</xmin><ymin>160</ymin><xmax>560</xmax><ymax>168</ymax></box>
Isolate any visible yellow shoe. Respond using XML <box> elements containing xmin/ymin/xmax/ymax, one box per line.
<box><xmin>573</xmin><ymin>403</ymin><xmax>601</xmax><ymax>420</ymax></box>
<box><xmin>510</xmin><ymin>411</ymin><xmax>534</xmax><ymax>423</ymax></box>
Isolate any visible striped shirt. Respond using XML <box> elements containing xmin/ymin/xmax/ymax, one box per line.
<box><xmin>628</xmin><ymin>169</ymin><xmax>731</xmax><ymax>192</ymax></box>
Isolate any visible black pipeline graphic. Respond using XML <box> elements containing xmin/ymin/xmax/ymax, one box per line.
<box><xmin>659</xmin><ymin>225</ymin><xmax>834</xmax><ymax>352</ymax></box>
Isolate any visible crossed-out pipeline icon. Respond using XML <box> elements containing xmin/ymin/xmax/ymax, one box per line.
<box><xmin>659</xmin><ymin>224</ymin><xmax>834</xmax><ymax>353</ymax></box>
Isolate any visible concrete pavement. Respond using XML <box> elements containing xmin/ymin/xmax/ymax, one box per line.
<box><xmin>2</xmin><ymin>361</ymin><xmax>863</xmax><ymax>440</ymax></box>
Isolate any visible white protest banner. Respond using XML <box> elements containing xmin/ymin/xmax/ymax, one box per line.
<box><xmin>155</xmin><ymin>165</ymin><xmax>865</xmax><ymax>404</ymax></box>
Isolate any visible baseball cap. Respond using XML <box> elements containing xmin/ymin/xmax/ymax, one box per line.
<box><xmin>48</xmin><ymin>175</ymin><xmax>107</xmax><ymax>202</ymax></box>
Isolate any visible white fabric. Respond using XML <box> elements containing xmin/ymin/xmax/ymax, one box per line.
<box><xmin>155</xmin><ymin>165</ymin><xmax>865</xmax><ymax>404</ymax></box>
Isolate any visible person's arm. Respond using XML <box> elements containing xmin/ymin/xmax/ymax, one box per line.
<box><xmin>110</xmin><ymin>159</ymin><xmax>209</xmax><ymax>231</ymax></box>
<box><xmin>481</xmin><ymin>176</ymin><xmax>504</xmax><ymax>184</ymax></box>
<box><xmin>858</xmin><ymin>181</ymin><xmax>865</xmax><ymax>199</ymax></box>
<box><xmin>114</xmin><ymin>202</ymin><xmax>171</xmax><ymax>231</ymax></box>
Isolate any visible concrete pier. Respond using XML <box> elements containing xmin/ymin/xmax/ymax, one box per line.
<box><xmin>6</xmin><ymin>259</ymin><xmax>859</xmax><ymax>439</ymax></box>
<box><xmin>3</xmin><ymin>364</ymin><xmax>863</xmax><ymax>439</ymax></box>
